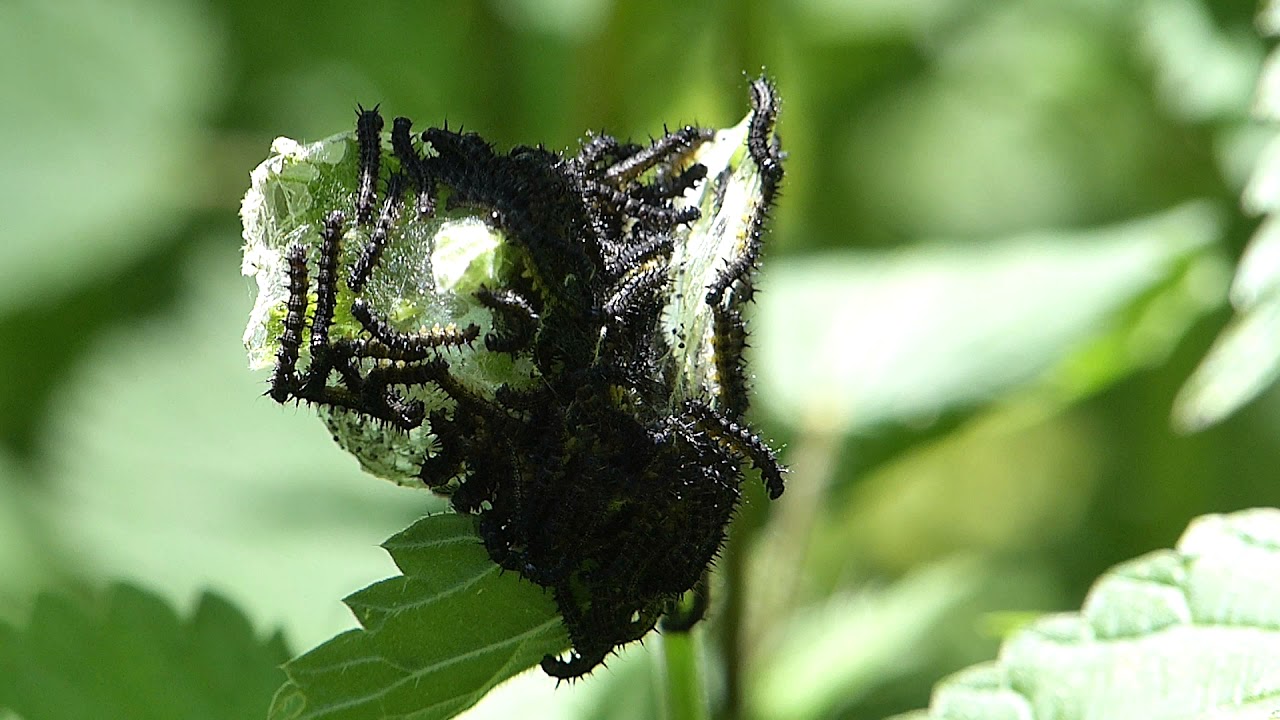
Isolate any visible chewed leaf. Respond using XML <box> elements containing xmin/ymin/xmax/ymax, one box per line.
<box><xmin>663</xmin><ymin>114</ymin><xmax>761</xmax><ymax>402</ymax></box>
<box><xmin>901</xmin><ymin>509</ymin><xmax>1280</xmax><ymax>720</ymax></box>
<box><xmin>269</xmin><ymin>513</ymin><xmax>568</xmax><ymax>720</ymax></box>
<box><xmin>240</xmin><ymin>131</ymin><xmax>533</xmax><ymax>487</ymax></box>
<box><xmin>241</xmin><ymin>104</ymin><xmax>769</xmax><ymax>486</ymax></box>
<box><xmin>246</xmin><ymin>82</ymin><xmax>785</xmax><ymax>684</ymax></box>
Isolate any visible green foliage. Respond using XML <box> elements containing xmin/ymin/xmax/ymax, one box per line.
<box><xmin>897</xmin><ymin>509</ymin><xmax>1280</xmax><ymax>720</ymax></box>
<box><xmin>269</xmin><ymin>514</ymin><xmax>567</xmax><ymax>720</ymax></box>
<box><xmin>32</xmin><ymin>242</ymin><xmax>434</xmax><ymax>652</ymax></box>
<box><xmin>751</xmin><ymin>559</ymin><xmax>991</xmax><ymax>720</ymax></box>
<box><xmin>1175</xmin><ymin>18</ymin><xmax>1280</xmax><ymax>431</ymax></box>
<box><xmin>0</xmin><ymin>0</ymin><xmax>219</xmax><ymax>312</ymax></box>
<box><xmin>0</xmin><ymin>584</ymin><xmax>289</xmax><ymax>719</ymax></box>
<box><xmin>757</xmin><ymin>202</ymin><xmax>1227</xmax><ymax>433</ymax></box>
<box><xmin>1</xmin><ymin>0</ymin><xmax>1277</xmax><ymax>718</ymax></box>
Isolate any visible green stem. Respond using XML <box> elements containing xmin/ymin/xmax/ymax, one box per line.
<box><xmin>661</xmin><ymin>630</ymin><xmax>710</xmax><ymax>720</ymax></box>
<box><xmin>718</xmin><ymin>517</ymin><xmax>749</xmax><ymax>720</ymax></box>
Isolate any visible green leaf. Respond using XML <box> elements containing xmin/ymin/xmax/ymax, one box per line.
<box><xmin>1172</xmin><ymin>281</ymin><xmax>1280</xmax><ymax>433</ymax></box>
<box><xmin>1137</xmin><ymin>0</ymin><xmax>1263</xmax><ymax>123</ymax></box>
<box><xmin>0</xmin><ymin>583</ymin><xmax>289</xmax><ymax>720</ymax></box>
<box><xmin>0</xmin><ymin>451</ymin><xmax>56</xmax><ymax>625</ymax></box>
<box><xmin>755</xmin><ymin>201</ymin><xmax>1226</xmax><ymax>433</ymax></box>
<box><xmin>34</xmin><ymin>238</ymin><xmax>436</xmax><ymax>651</ymax></box>
<box><xmin>901</xmin><ymin>508</ymin><xmax>1280</xmax><ymax>720</ymax></box>
<box><xmin>1171</xmin><ymin>200</ymin><xmax>1280</xmax><ymax>431</ymax></box>
<box><xmin>270</xmin><ymin>513</ymin><xmax>568</xmax><ymax>720</ymax></box>
<box><xmin>0</xmin><ymin>0</ymin><xmax>220</xmax><ymax>312</ymax></box>
<box><xmin>749</xmin><ymin>558</ymin><xmax>989</xmax><ymax>720</ymax></box>
<box><xmin>1174</xmin><ymin>12</ymin><xmax>1280</xmax><ymax>432</ymax></box>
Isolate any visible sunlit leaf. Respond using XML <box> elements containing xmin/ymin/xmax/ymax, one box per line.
<box><xmin>755</xmin><ymin>202</ymin><xmax>1226</xmax><ymax>433</ymax></box>
<box><xmin>1138</xmin><ymin>0</ymin><xmax>1262</xmax><ymax>123</ymax></box>
<box><xmin>1174</xmin><ymin>19</ymin><xmax>1280</xmax><ymax>432</ymax></box>
<box><xmin>0</xmin><ymin>583</ymin><xmax>288</xmax><ymax>720</ymax></box>
<box><xmin>898</xmin><ymin>509</ymin><xmax>1280</xmax><ymax>720</ymax></box>
<box><xmin>269</xmin><ymin>513</ymin><xmax>568</xmax><ymax>720</ymax></box>
<box><xmin>1173</xmin><ymin>286</ymin><xmax>1280</xmax><ymax>432</ymax></box>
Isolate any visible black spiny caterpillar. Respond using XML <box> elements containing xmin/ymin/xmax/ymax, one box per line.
<box><xmin>250</xmin><ymin>78</ymin><xmax>787</xmax><ymax>678</ymax></box>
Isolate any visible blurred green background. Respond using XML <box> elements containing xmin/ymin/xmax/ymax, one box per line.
<box><xmin>1</xmin><ymin>0</ymin><xmax>1277</xmax><ymax>718</ymax></box>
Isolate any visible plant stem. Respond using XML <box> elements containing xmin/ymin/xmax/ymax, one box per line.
<box><xmin>718</xmin><ymin>518</ymin><xmax>748</xmax><ymax>720</ymax></box>
<box><xmin>661</xmin><ymin>630</ymin><xmax>710</xmax><ymax>720</ymax></box>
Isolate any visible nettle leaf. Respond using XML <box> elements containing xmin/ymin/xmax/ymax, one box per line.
<box><xmin>269</xmin><ymin>513</ymin><xmax>568</xmax><ymax>720</ymax></box>
<box><xmin>0</xmin><ymin>583</ymin><xmax>289</xmax><ymax>720</ymax></box>
<box><xmin>1174</xmin><ymin>5</ymin><xmax>1280</xmax><ymax>431</ymax></box>
<box><xmin>897</xmin><ymin>509</ymin><xmax>1280</xmax><ymax>720</ymax></box>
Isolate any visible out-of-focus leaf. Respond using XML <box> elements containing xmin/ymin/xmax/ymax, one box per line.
<box><xmin>0</xmin><ymin>583</ymin><xmax>288</xmax><ymax>720</ymax></box>
<box><xmin>755</xmin><ymin>202</ymin><xmax>1226</xmax><ymax>434</ymax></box>
<box><xmin>1173</xmin><ymin>285</ymin><xmax>1280</xmax><ymax>432</ymax></box>
<box><xmin>840</xmin><ymin>2</ymin><xmax>1199</xmax><ymax>246</ymax></box>
<box><xmin>491</xmin><ymin>0</ymin><xmax>611</xmax><ymax>39</ymax></box>
<box><xmin>792</xmin><ymin>0</ymin><xmax>973</xmax><ymax>41</ymax></box>
<box><xmin>901</xmin><ymin>509</ymin><xmax>1280</xmax><ymax>720</ymax></box>
<box><xmin>815</xmin><ymin>401</ymin><xmax>1102</xmax><ymax>575</ymax></box>
<box><xmin>1137</xmin><ymin>0</ymin><xmax>1262</xmax><ymax>123</ymax></box>
<box><xmin>0</xmin><ymin>0</ymin><xmax>220</xmax><ymax>311</ymax></box>
<box><xmin>34</xmin><ymin>238</ymin><xmax>436</xmax><ymax>651</ymax></box>
<box><xmin>269</xmin><ymin>513</ymin><xmax>567</xmax><ymax>720</ymax></box>
<box><xmin>749</xmin><ymin>558</ymin><xmax>986</xmax><ymax>720</ymax></box>
<box><xmin>0</xmin><ymin>452</ymin><xmax>54</xmax><ymax>624</ymax></box>
<box><xmin>1265</xmin><ymin>2</ymin><xmax>1280</xmax><ymax>37</ymax></box>
<box><xmin>1174</xmin><ymin>20</ymin><xmax>1280</xmax><ymax>432</ymax></box>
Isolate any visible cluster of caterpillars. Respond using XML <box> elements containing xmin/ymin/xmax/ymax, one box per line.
<box><xmin>267</xmin><ymin>78</ymin><xmax>787</xmax><ymax>679</ymax></box>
